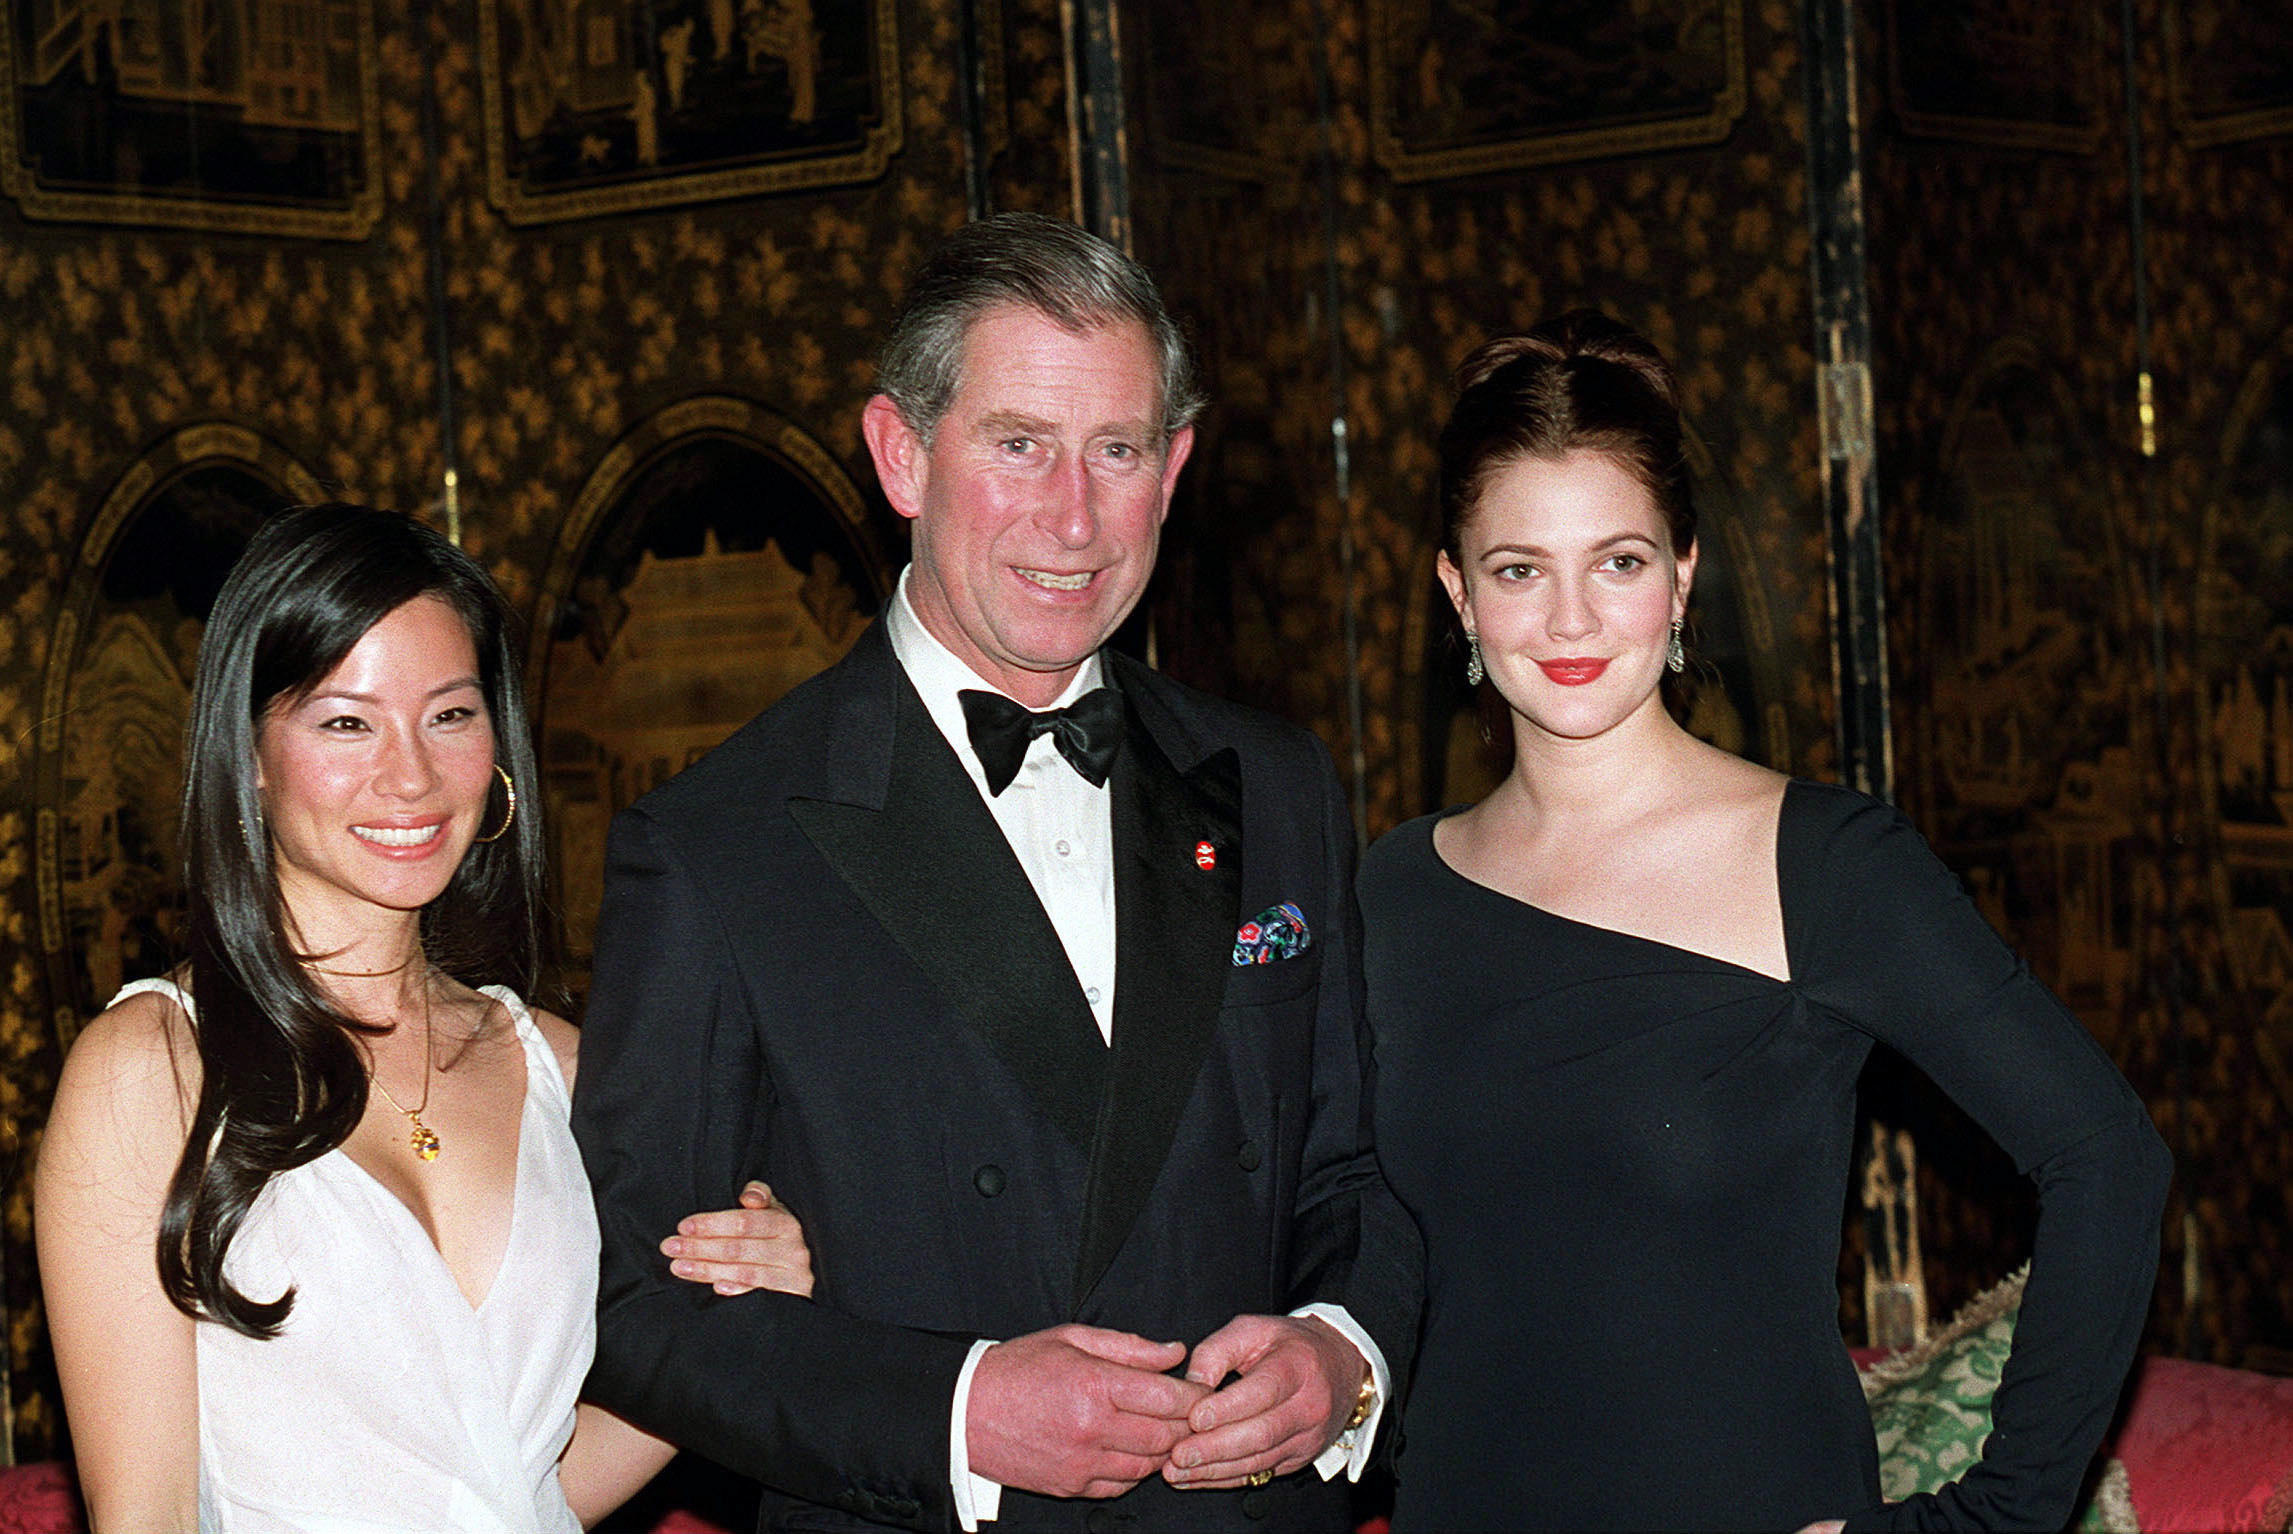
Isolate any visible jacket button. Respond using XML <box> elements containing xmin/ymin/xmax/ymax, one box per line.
<box><xmin>1241</xmin><ymin>1486</ymin><xmax>1272</xmax><ymax>1518</ymax></box>
<box><xmin>1236</xmin><ymin>1139</ymin><xmax>1262</xmax><ymax>1172</ymax></box>
<box><xmin>1084</xmin><ymin>1509</ymin><xmax>1113</xmax><ymax>1534</ymax></box>
<box><xmin>973</xmin><ymin>1164</ymin><xmax>1006</xmax><ymax>1197</ymax></box>
<box><xmin>885</xmin><ymin>1498</ymin><xmax>920</xmax><ymax>1520</ymax></box>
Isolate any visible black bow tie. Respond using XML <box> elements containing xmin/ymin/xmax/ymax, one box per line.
<box><xmin>958</xmin><ymin>687</ymin><xmax>1125</xmax><ymax>796</ymax></box>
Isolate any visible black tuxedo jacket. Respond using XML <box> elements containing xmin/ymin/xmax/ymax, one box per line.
<box><xmin>574</xmin><ymin>623</ymin><xmax>1420</xmax><ymax>1534</ymax></box>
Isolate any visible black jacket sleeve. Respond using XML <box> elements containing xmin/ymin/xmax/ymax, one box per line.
<box><xmin>574</xmin><ymin>806</ymin><xmax>974</xmax><ymax>1533</ymax></box>
<box><xmin>1282</xmin><ymin>739</ymin><xmax>1425</xmax><ymax>1438</ymax></box>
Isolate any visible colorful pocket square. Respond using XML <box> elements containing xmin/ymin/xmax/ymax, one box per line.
<box><xmin>1233</xmin><ymin>903</ymin><xmax>1312</xmax><ymax>965</ymax></box>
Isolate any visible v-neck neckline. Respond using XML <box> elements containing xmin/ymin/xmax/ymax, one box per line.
<box><xmin>1424</xmin><ymin>780</ymin><xmax>1800</xmax><ymax>986</ymax></box>
<box><xmin>327</xmin><ymin>994</ymin><xmax>531</xmax><ymax>1316</ymax></box>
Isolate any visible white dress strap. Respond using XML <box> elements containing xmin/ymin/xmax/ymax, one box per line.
<box><xmin>110</xmin><ymin>975</ymin><xmax>194</xmax><ymax>1013</ymax></box>
<box><xmin>480</xmin><ymin>984</ymin><xmax>569</xmax><ymax>1109</ymax></box>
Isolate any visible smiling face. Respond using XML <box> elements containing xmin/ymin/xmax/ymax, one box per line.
<box><xmin>1438</xmin><ymin>448</ymin><xmax>1695</xmax><ymax>744</ymax></box>
<box><xmin>863</xmin><ymin>304</ymin><xmax>1194</xmax><ymax>707</ymax></box>
<box><xmin>255</xmin><ymin>594</ymin><xmax>498</xmax><ymax>935</ymax></box>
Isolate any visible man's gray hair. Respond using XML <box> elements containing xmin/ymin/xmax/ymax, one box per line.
<box><xmin>876</xmin><ymin>212</ymin><xmax>1206</xmax><ymax>444</ymax></box>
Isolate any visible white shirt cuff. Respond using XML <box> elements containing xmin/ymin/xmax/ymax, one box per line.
<box><xmin>950</xmin><ymin>1338</ymin><xmax>1004</xmax><ymax>1531</ymax></box>
<box><xmin>1293</xmin><ymin>1302</ymin><xmax>1389</xmax><ymax>1483</ymax></box>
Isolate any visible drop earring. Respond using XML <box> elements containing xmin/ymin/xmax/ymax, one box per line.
<box><xmin>1666</xmin><ymin>618</ymin><xmax>1685</xmax><ymax>674</ymax></box>
<box><xmin>1465</xmin><ymin>633</ymin><xmax>1485</xmax><ymax>687</ymax></box>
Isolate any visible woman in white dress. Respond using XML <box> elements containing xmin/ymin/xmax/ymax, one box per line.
<box><xmin>36</xmin><ymin>505</ymin><xmax>812</xmax><ymax>1531</ymax></box>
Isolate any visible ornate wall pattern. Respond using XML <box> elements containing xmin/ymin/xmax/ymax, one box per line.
<box><xmin>0</xmin><ymin>74</ymin><xmax>445</xmax><ymax>1450</ymax></box>
<box><xmin>0</xmin><ymin>0</ymin><xmax>983</xmax><ymax>1459</ymax></box>
<box><xmin>1368</xmin><ymin>0</ymin><xmax>1750</xmax><ymax>179</ymax></box>
<box><xmin>532</xmin><ymin>397</ymin><xmax>887</xmax><ymax>991</ymax></box>
<box><xmin>2</xmin><ymin>0</ymin><xmax>2285</xmax><ymax>1472</ymax></box>
<box><xmin>0</xmin><ymin>0</ymin><xmax>387</xmax><ymax>238</ymax></box>
<box><xmin>476</xmin><ymin>0</ymin><xmax>906</xmax><ymax>222</ymax></box>
<box><xmin>2154</xmin><ymin>30</ymin><xmax>2293</xmax><ymax>1366</ymax></box>
<box><xmin>1870</xmin><ymin>0</ymin><xmax>2293</xmax><ymax>1365</ymax></box>
<box><xmin>1133</xmin><ymin>0</ymin><xmax>1834</xmax><ymax>839</ymax></box>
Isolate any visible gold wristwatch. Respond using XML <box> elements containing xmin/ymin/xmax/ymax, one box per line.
<box><xmin>1343</xmin><ymin>1366</ymin><xmax>1377</xmax><ymax>1432</ymax></box>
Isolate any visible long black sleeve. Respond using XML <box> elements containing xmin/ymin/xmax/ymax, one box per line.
<box><xmin>1802</xmin><ymin>794</ymin><xmax>2173</xmax><ymax>1533</ymax></box>
<box><xmin>1283</xmin><ymin>740</ymin><xmax>1425</xmax><ymax>1443</ymax></box>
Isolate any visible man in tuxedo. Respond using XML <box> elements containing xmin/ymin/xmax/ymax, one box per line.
<box><xmin>574</xmin><ymin>213</ymin><xmax>1417</xmax><ymax>1533</ymax></box>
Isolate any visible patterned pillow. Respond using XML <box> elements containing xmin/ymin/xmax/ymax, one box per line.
<box><xmin>1859</xmin><ymin>1267</ymin><xmax>2138</xmax><ymax>1533</ymax></box>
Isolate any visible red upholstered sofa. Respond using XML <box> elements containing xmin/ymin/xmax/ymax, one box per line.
<box><xmin>2102</xmin><ymin>1356</ymin><xmax>2293</xmax><ymax>1532</ymax></box>
<box><xmin>0</xmin><ymin>1466</ymin><xmax>75</xmax><ymax>1534</ymax></box>
<box><xmin>5</xmin><ymin>1356</ymin><xmax>2291</xmax><ymax>1534</ymax></box>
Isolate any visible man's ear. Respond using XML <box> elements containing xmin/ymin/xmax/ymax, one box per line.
<box><xmin>1155</xmin><ymin>423</ymin><xmax>1196</xmax><ymax>520</ymax></box>
<box><xmin>862</xmin><ymin>395</ymin><xmax>926</xmax><ymax>521</ymax></box>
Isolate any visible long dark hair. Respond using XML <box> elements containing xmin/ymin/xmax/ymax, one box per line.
<box><xmin>159</xmin><ymin>504</ymin><xmax>548</xmax><ymax>1336</ymax></box>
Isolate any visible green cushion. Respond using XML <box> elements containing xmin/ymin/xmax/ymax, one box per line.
<box><xmin>1859</xmin><ymin>1267</ymin><xmax>2137</xmax><ymax>1532</ymax></box>
<box><xmin>1862</xmin><ymin>1267</ymin><xmax>2024</xmax><ymax>1499</ymax></box>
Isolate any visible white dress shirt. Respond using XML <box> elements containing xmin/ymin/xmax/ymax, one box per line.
<box><xmin>882</xmin><ymin>571</ymin><xmax>1388</xmax><ymax>1529</ymax></box>
<box><xmin>886</xmin><ymin>569</ymin><xmax>1119</xmax><ymax>1039</ymax></box>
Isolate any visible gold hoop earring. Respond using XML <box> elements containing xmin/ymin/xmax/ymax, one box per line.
<box><xmin>475</xmin><ymin>763</ymin><xmax>516</xmax><ymax>844</ymax></box>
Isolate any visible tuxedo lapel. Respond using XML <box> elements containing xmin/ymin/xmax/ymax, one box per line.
<box><xmin>786</xmin><ymin>638</ymin><xmax>1106</xmax><ymax>1152</ymax></box>
<box><xmin>1072</xmin><ymin>683</ymin><xmax>1244</xmax><ymax>1305</ymax></box>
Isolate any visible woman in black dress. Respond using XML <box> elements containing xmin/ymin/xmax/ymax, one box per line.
<box><xmin>1362</xmin><ymin>312</ymin><xmax>2171</xmax><ymax>1532</ymax></box>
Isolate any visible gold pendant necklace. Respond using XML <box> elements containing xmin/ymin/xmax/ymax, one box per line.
<box><xmin>369</xmin><ymin>979</ymin><xmax>440</xmax><ymax>1162</ymax></box>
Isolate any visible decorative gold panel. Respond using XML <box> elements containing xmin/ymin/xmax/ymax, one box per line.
<box><xmin>1367</xmin><ymin>0</ymin><xmax>1747</xmax><ymax>182</ymax></box>
<box><xmin>478</xmin><ymin>0</ymin><xmax>904</xmax><ymax>225</ymax></box>
<box><xmin>1884</xmin><ymin>0</ymin><xmax>2105</xmax><ymax>154</ymax></box>
<box><xmin>0</xmin><ymin>1</ymin><xmax>383</xmax><ymax>238</ymax></box>
<box><xmin>2166</xmin><ymin>0</ymin><xmax>2293</xmax><ymax>148</ymax></box>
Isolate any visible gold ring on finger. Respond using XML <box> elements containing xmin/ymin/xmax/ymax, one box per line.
<box><xmin>1245</xmin><ymin>1469</ymin><xmax>1274</xmax><ymax>1488</ymax></box>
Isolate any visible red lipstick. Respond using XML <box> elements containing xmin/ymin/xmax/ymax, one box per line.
<box><xmin>1537</xmin><ymin>658</ymin><xmax>1609</xmax><ymax>686</ymax></box>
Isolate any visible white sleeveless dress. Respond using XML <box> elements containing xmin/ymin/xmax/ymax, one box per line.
<box><xmin>112</xmin><ymin>979</ymin><xmax>596</xmax><ymax>1534</ymax></box>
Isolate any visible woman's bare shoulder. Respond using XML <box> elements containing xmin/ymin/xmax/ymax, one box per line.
<box><xmin>60</xmin><ymin>988</ymin><xmax>198</xmax><ymax>1107</ymax></box>
<box><xmin>43</xmin><ymin>987</ymin><xmax>199</xmax><ymax>1192</ymax></box>
<box><xmin>1688</xmin><ymin>737</ymin><xmax>1790</xmax><ymax>800</ymax></box>
<box><xmin>1664</xmin><ymin>739</ymin><xmax>1789</xmax><ymax>827</ymax></box>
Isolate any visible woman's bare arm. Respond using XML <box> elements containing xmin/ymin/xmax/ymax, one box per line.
<box><xmin>34</xmin><ymin>992</ymin><xmax>201</xmax><ymax>1531</ymax></box>
<box><xmin>551</xmin><ymin>1014</ymin><xmax>815</xmax><ymax>1525</ymax></box>
<box><xmin>560</xmin><ymin>1404</ymin><xmax>682</xmax><ymax>1529</ymax></box>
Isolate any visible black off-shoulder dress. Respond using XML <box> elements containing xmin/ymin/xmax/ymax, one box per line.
<box><xmin>1362</xmin><ymin>779</ymin><xmax>2170</xmax><ymax>1533</ymax></box>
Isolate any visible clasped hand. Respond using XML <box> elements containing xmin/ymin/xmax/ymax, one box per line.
<box><xmin>967</xmin><ymin>1314</ymin><xmax>1364</xmax><ymax>1499</ymax></box>
<box><xmin>653</xmin><ymin>1200</ymin><xmax>1364</xmax><ymax>1499</ymax></box>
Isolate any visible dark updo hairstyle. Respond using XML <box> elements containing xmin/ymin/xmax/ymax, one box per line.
<box><xmin>1437</xmin><ymin>309</ymin><xmax>1696</xmax><ymax>563</ymax></box>
<box><xmin>161</xmin><ymin>503</ymin><xmax>548</xmax><ymax>1337</ymax></box>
